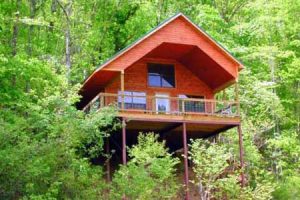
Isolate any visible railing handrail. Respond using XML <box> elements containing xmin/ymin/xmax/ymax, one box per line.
<box><xmin>83</xmin><ymin>92</ymin><xmax>240</xmax><ymax>117</ymax></box>
<box><xmin>97</xmin><ymin>92</ymin><xmax>239</xmax><ymax>104</ymax></box>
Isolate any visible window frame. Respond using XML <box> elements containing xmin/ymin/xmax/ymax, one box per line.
<box><xmin>147</xmin><ymin>63</ymin><xmax>176</xmax><ymax>88</ymax></box>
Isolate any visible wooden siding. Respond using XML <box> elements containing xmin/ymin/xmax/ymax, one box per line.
<box><xmin>103</xmin><ymin>16</ymin><xmax>239</xmax><ymax>78</ymax></box>
<box><xmin>105</xmin><ymin>58</ymin><xmax>214</xmax><ymax>99</ymax></box>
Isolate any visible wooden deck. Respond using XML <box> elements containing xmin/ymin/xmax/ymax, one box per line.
<box><xmin>83</xmin><ymin>92</ymin><xmax>240</xmax><ymax>139</ymax></box>
<box><xmin>84</xmin><ymin>93</ymin><xmax>240</xmax><ymax>119</ymax></box>
<box><xmin>118</xmin><ymin>110</ymin><xmax>240</xmax><ymax>125</ymax></box>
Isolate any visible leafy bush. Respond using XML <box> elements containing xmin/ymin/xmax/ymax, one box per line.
<box><xmin>110</xmin><ymin>133</ymin><xmax>180</xmax><ymax>199</ymax></box>
<box><xmin>273</xmin><ymin>176</ymin><xmax>300</xmax><ymax>200</ymax></box>
<box><xmin>0</xmin><ymin>91</ymin><xmax>118</xmax><ymax>199</ymax></box>
<box><xmin>189</xmin><ymin>139</ymin><xmax>274</xmax><ymax>200</ymax></box>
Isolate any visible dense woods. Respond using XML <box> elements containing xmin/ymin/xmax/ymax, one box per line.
<box><xmin>0</xmin><ymin>0</ymin><xmax>300</xmax><ymax>199</ymax></box>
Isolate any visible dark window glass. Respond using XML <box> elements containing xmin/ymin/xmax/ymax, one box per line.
<box><xmin>148</xmin><ymin>63</ymin><xmax>175</xmax><ymax>87</ymax></box>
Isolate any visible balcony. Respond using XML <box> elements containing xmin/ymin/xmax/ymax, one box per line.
<box><xmin>83</xmin><ymin>93</ymin><xmax>240</xmax><ymax>123</ymax></box>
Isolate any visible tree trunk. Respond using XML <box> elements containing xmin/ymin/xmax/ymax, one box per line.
<box><xmin>27</xmin><ymin>0</ymin><xmax>36</xmax><ymax>57</ymax></box>
<box><xmin>26</xmin><ymin>0</ymin><xmax>36</xmax><ymax>93</ymax></box>
<box><xmin>65</xmin><ymin>0</ymin><xmax>72</xmax><ymax>80</ymax></box>
<box><xmin>11</xmin><ymin>0</ymin><xmax>21</xmax><ymax>87</ymax></box>
<box><xmin>12</xmin><ymin>0</ymin><xmax>21</xmax><ymax>57</ymax></box>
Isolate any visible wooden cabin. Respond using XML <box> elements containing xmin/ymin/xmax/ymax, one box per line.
<box><xmin>77</xmin><ymin>13</ymin><xmax>244</xmax><ymax>199</ymax></box>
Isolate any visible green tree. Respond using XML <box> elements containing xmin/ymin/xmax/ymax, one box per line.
<box><xmin>189</xmin><ymin>139</ymin><xmax>274</xmax><ymax>200</ymax></box>
<box><xmin>110</xmin><ymin>133</ymin><xmax>180</xmax><ymax>199</ymax></box>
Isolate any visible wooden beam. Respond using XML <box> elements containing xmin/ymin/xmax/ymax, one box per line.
<box><xmin>182</xmin><ymin>122</ymin><xmax>189</xmax><ymax>200</ymax></box>
<box><xmin>118</xmin><ymin>113</ymin><xmax>241</xmax><ymax>125</ymax></box>
<box><xmin>235</xmin><ymin>82</ymin><xmax>239</xmax><ymax>102</ymax></box>
<box><xmin>122</xmin><ymin>118</ymin><xmax>127</xmax><ymax>165</ymax></box>
<box><xmin>120</xmin><ymin>70</ymin><xmax>125</xmax><ymax>110</ymax></box>
<box><xmin>120</xmin><ymin>70</ymin><xmax>125</xmax><ymax>91</ymax></box>
<box><xmin>238</xmin><ymin>125</ymin><xmax>245</xmax><ymax>187</ymax></box>
<box><xmin>235</xmin><ymin>82</ymin><xmax>240</xmax><ymax>115</ymax></box>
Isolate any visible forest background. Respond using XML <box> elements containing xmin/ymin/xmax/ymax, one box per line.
<box><xmin>0</xmin><ymin>0</ymin><xmax>300</xmax><ymax>199</ymax></box>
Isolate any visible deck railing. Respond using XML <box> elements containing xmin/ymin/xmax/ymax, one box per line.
<box><xmin>83</xmin><ymin>93</ymin><xmax>240</xmax><ymax>117</ymax></box>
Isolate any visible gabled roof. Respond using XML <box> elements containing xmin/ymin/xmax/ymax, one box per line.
<box><xmin>77</xmin><ymin>12</ymin><xmax>244</xmax><ymax>109</ymax></box>
<box><xmin>83</xmin><ymin>12</ymin><xmax>243</xmax><ymax>85</ymax></box>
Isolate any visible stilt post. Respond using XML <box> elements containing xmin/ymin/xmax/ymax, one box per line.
<box><xmin>122</xmin><ymin>118</ymin><xmax>127</xmax><ymax>165</ymax></box>
<box><xmin>105</xmin><ymin>137</ymin><xmax>111</xmax><ymax>182</ymax></box>
<box><xmin>183</xmin><ymin>122</ymin><xmax>189</xmax><ymax>200</ymax></box>
<box><xmin>238</xmin><ymin>124</ymin><xmax>245</xmax><ymax>187</ymax></box>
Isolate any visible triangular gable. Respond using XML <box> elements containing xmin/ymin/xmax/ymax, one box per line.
<box><xmin>83</xmin><ymin>12</ymin><xmax>243</xmax><ymax>85</ymax></box>
<box><xmin>78</xmin><ymin>13</ymin><xmax>244</xmax><ymax>109</ymax></box>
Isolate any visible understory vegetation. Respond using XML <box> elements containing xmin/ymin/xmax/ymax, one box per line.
<box><xmin>1</xmin><ymin>0</ymin><xmax>300</xmax><ymax>199</ymax></box>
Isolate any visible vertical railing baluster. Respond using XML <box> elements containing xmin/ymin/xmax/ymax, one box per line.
<box><xmin>182</xmin><ymin>99</ymin><xmax>185</xmax><ymax>114</ymax></box>
<box><xmin>152</xmin><ymin>96</ymin><xmax>155</xmax><ymax>114</ymax></box>
<box><xmin>100</xmin><ymin>94</ymin><xmax>104</xmax><ymax>109</ymax></box>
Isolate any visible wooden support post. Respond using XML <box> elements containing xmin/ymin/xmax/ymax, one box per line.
<box><xmin>122</xmin><ymin>118</ymin><xmax>127</xmax><ymax>165</ymax></box>
<box><xmin>235</xmin><ymin>82</ymin><xmax>240</xmax><ymax>115</ymax></box>
<box><xmin>120</xmin><ymin>70</ymin><xmax>125</xmax><ymax>110</ymax></box>
<box><xmin>182</xmin><ymin>122</ymin><xmax>189</xmax><ymax>200</ymax></box>
<box><xmin>235</xmin><ymin>82</ymin><xmax>239</xmax><ymax>101</ymax></box>
<box><xmin>105</xmin><ymin>137</ymin><xmax>111</xmax><ymax>182</ymax></box>
<box><xmin>238</xmin><ymin>124</ymin><xmax>245</xmax><ymax>187</ymax></box>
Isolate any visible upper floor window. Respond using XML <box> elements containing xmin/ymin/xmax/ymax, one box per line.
<box><xmin>148</xmin><ymin>63</ymin><xmax>175</xmax><ymax>88</ymax></box>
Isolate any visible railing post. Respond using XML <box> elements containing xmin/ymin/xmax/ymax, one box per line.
<box><xmin>235</xmin><ymin>81</ymin><xmax>240</xmax><ymax>116</ymax></box>
<box><xmin>100</xmin><ymin>94</ymin><xmax>104</xmax><ymax>108</ymax></box>
<box><xmin>182</xmin><ymin>99</ymin><xmax>185</xmax><ymax>114</ymax></box>
<box><xmin>152</xmin><ymin>96</ymin><xmax>155</xmax><ymax>114</ymax></box>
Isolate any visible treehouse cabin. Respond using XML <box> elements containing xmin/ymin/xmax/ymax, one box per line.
<box><xmin>77</xmin><ymin>13</ymin><xmax>244</xmax><ymax>199</ymax></box>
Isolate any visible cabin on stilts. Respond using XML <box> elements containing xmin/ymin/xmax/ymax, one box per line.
<box><xmin>77</xmin><ymin>13</ymin><xmax>244</xmax><ymax>199</ymax></box>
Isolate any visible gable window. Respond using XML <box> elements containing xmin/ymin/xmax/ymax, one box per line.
<box><xmin>148</xmin><ymin>63</ymin><xmax>175</xmax><ymax>88</ymax></box>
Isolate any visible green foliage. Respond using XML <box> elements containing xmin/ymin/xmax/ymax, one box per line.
<box><xmin>0</xmin><ymin>0</ymin><xmax>300</xmax><ymax>199</ymax></box>
<box><xmin>189</xmin><ymin>139</ymin><xmax>234</xmax><ymax>199</ymax></box>
<box><xmin>0</xmin><ymin>60</ymin><xmax>118</xmax><ymax>198</ymax></box>
<box><xmin>273</xmin><ymin>176</ymin><xmax>300</xmax><ymax>200</ymax></box>
<box><xmin>110</xmin><ymin>133</ymin><xmax>180</xmax><ymax>199</ymax></box>
<box><xmin>0</xmin><ymin>102</ymin><xmax>117</xmax><ymax>199</ymax></box>
<box><xmin>189</xmin><ymin>139</ymin><xmax>274</xmax><ymax>200</ymax></box>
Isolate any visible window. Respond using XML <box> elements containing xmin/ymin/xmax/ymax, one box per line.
<box><xmin>118</xmin><ymin>91</ymin><xmax>146</xmax><ymax>110</ymax></box>
<box><xmin>179</xmin><ymin>95</ymin><xmax>205</xmax><ymax>113</ymax></box>
<box><xmin>148</xmin><ymin>63</ymin><xmax>175</xmax><ymax>88</ymax></box>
